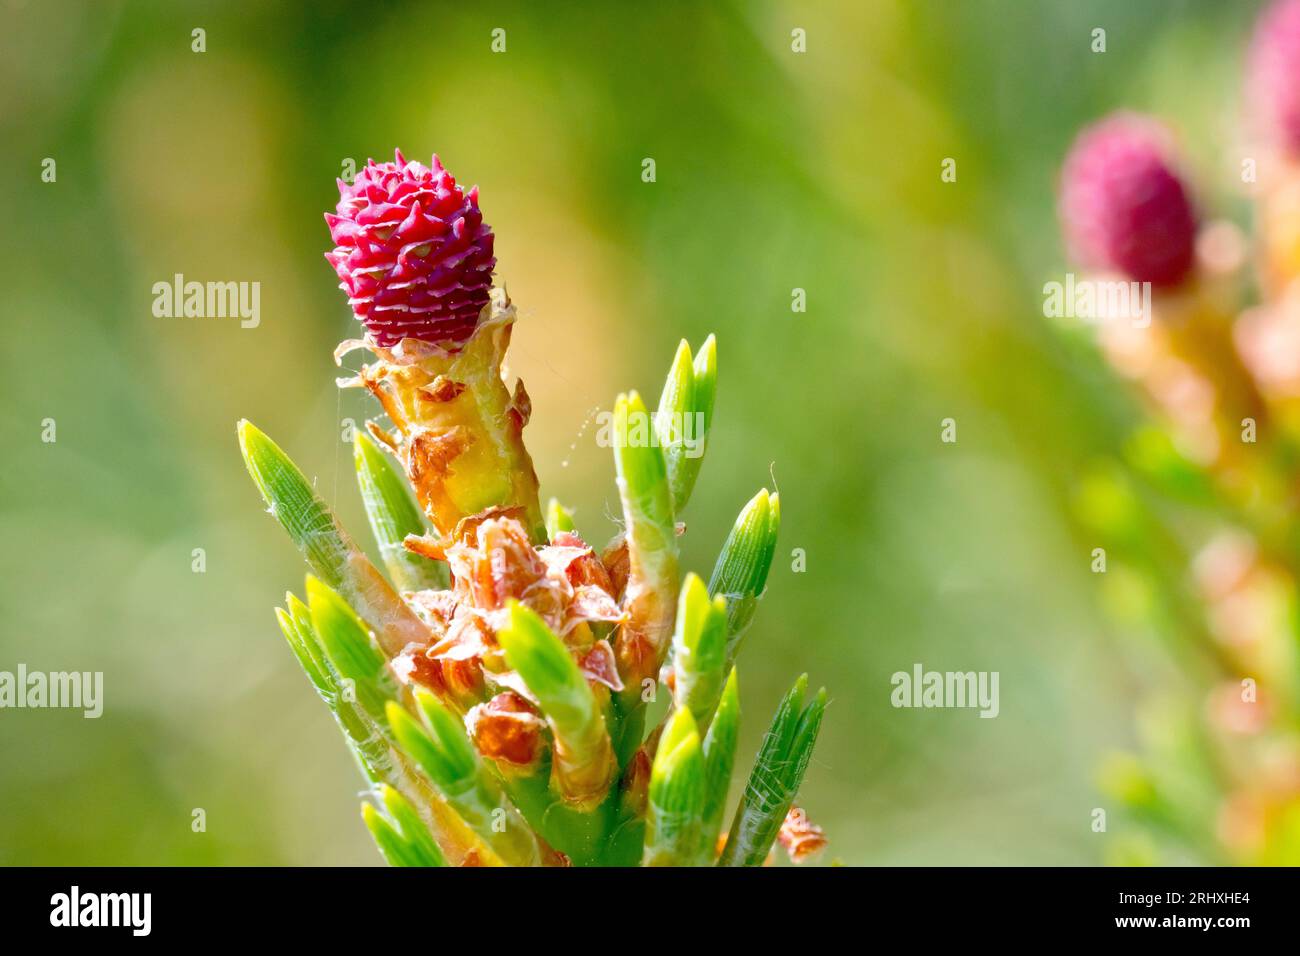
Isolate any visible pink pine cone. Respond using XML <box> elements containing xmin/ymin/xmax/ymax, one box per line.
<box><xmin>1058</xmin><ymin>113</ymin><xmax>1197</xmax><ymax>287</ymax></box>
<box><xmin>1248</xmin><ymin>0</ymin><xmax>1300</xmax><ymax>154</ymax></box>
<box><xmin>326</xmin><ymin>150</ymin><xmax>496</xmax><ymax>348</ymax></box>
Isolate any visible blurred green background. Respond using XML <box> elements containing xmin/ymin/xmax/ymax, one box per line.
<box><xmin>0</xmin><ymin>0</ymin><xmax>1267</xmax><ymax>865</ymax></box>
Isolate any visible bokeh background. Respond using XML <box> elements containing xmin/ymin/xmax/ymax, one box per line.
<box><xmin>0</xmin><ymin>0</ymin><xmax>1271</xmax><ymax>865</ymax></box>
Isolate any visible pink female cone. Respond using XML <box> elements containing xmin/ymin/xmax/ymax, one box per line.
<box><xmin>327</xmin><ymin>150</ymin><xmax>496</xmax><ymax>348</ymax></box>
<box><xmin>1059</xmin><ymin>113</ymin><xmax>1197</xmax><ymax>287</ymax></box>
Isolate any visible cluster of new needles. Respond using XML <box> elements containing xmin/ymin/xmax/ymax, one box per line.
<box><xmin>237</xmin><ymin>151</ymin><xmax>827</xmax><ymax>866</ymax></box>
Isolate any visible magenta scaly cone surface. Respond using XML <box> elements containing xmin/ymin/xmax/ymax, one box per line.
<box><xmin>1058</xmin><ymin>113</ymin><xmax>1197</xmax><ymax>287</ymax></box>
<box><xmin>326</xmin><ymin>150</ymin><xmax>496</xmax><ymax>348</ymax></box>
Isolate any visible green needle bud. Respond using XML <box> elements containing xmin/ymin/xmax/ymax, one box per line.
<box><xmin>612</xmin><ymin>391</ymin><xmax>680</xmax><ymax>688</ymax></box>
<box><xmin>362</xmin><ymin>802</ymin><xmax>427</xmax><ymax>867</ymax></box>
<box><xmin>238</xmin><ymin>420</ymin><xmax>427</xmax><ymax>655</ymax></box>
<box><xmin>239</xmin><ymin>420</ymin><xmax>347</xmax><ymax>581</ymax></box>
<box><xmin>692</xmin><ymin>334</ymin><xmax>717</xmax><ymax>440</ymax></box>
<box><xmin>709</xmin><ymin>488</ymin><xmax>780</xmax><ymax>665</ymax></box>
<box><xmin>387</xmin><ymin>694</ymin><xmax>543</xmax><ymax>866</ymax></box>
<box><xmin>498</xmin><ymin>601</ymin><xmax>616</xmax><ymax>810</ymax></box>
<box><xmin>306</xmin><ymin>576</ymin><xmax>398</xmax><ymax>724</ymax></box>
<box><xmin>614</xmin><ymin>391</ymin><xmax>676</xmax><ymax>557</ymax></box>
<box><xmin>387</xmin><ymin>699</ymin><xmax>477</xmax><ymax>797</ymax></box>
<box><xmin>278</xmin><ymin>590</ymin><xmax>401</xmax><ymax>784</ymax></box>
<box><xmin>672</xmin><ymin>573</ymin><xmax>729</xmax><ymax>727</ymax></box>
<box><xmin>656</xmin><ymin>335</ymin><xmax>716</xmax><ymax>513</ymax></box>
<box><xmin>275</xmin><ymin>602</ymin><xmax>332</xmax><ymax>700</ymax></box>
<box><xmin>378</xmin><ymin>784</ymin><xmax>447</xmax><ymax>867</ymax></box>
<box><xmin>701</xmin><ymin>668</ymin><xmax>741</xmax><ymax>849</ymax></box>
<box><xmin>719</xmin><ymin>675</ymin><xmax>826</xmax><ymax>867</ymax></box>
<box><xmin>354</xmin><ymin>433</ymin><xmax>447</xmax><ymax>591</ymax></box>
<box><xmin>643</xmin><ymin>707</ymin><xmax>707</xmax><ymax>866</ymax></box>
<box><xmin>658</xmin><ymin>341</ymin><xmax>693</xmax><ymax>420</ymax></box>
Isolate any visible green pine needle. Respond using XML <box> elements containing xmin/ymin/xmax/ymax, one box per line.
<box><xmin>701</xmin><ymin>668</ymin><xmax>741</xmax><ymax>848</ymax></box>
<box><xmin>498</xmin><ymin>601</ymin><xmax>616</xmax><ymax>811</ymax></box>
<box><xmin>718</xmin><ymin>675</ymin><xmax>826</xmax><ymax>867</ymax></box>
<box><xmin>362</xmin><ymin>799</ymin><xmax>444</xmax><ymax>867</ymax></box>
<box><xmin>354</xmin><ymin>433</ymin><xmax>448</xmax><ymax>591</ymax></box>
<box><xmin>613</xmin><ymin>391</ymin><xmax>677</xmax><ymax>559</ymax></box>
<box><xmin>497</xmin><ymin>602</ymin><xmax>600</xmax><ymax>735</ymax></box>
<box><xmin>305</xmin><ymin>576</ymin><xmax>397</xmax><ymax>725</ymax></box>
<box><xmin>378</xmin><ymin>785</ymin><xmax>447</xmax><ymax>867</ymax></box>
<box><xmin>672</xmin><ymin>573</ymin><xmax>729</xmax><ymax>727</ymax></box>
<box><xmin>709</xmin><ymin>488</ymin><xmax>781</xmax><ymax>665</ymax></box>
<box><xmin>655</xmin><ymin>335</ymin><xmax>716</xmax><ymax>512</ymax></box>
<box><xmin>644</xmin><ymin>707</ymin><xmax>707</xmax><ymax>866</ymax></box>
<box><xmin>238</xmin><ymin>420</ymin><xmax>427</xmax><ymax>656</ymax></box>
<box><xmin>387</xmin><ymin>700</ymin><xmax>475</xmax><ymax>798</ymax></box>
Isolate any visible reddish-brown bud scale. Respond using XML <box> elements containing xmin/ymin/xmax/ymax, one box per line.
<box><xmin>469</xmin><ymin>691</ymin><xmax>545</xmax><ymax>770</ymax></box>
<box><xmin>393</xmin><ymin>643</ymin><xmax>485</xmax><ymax>712</ymax></box>
<box><xmin>777</xmin><ymin>806</ymin><xmax>828</xmax><ymax>864</ymax></box>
